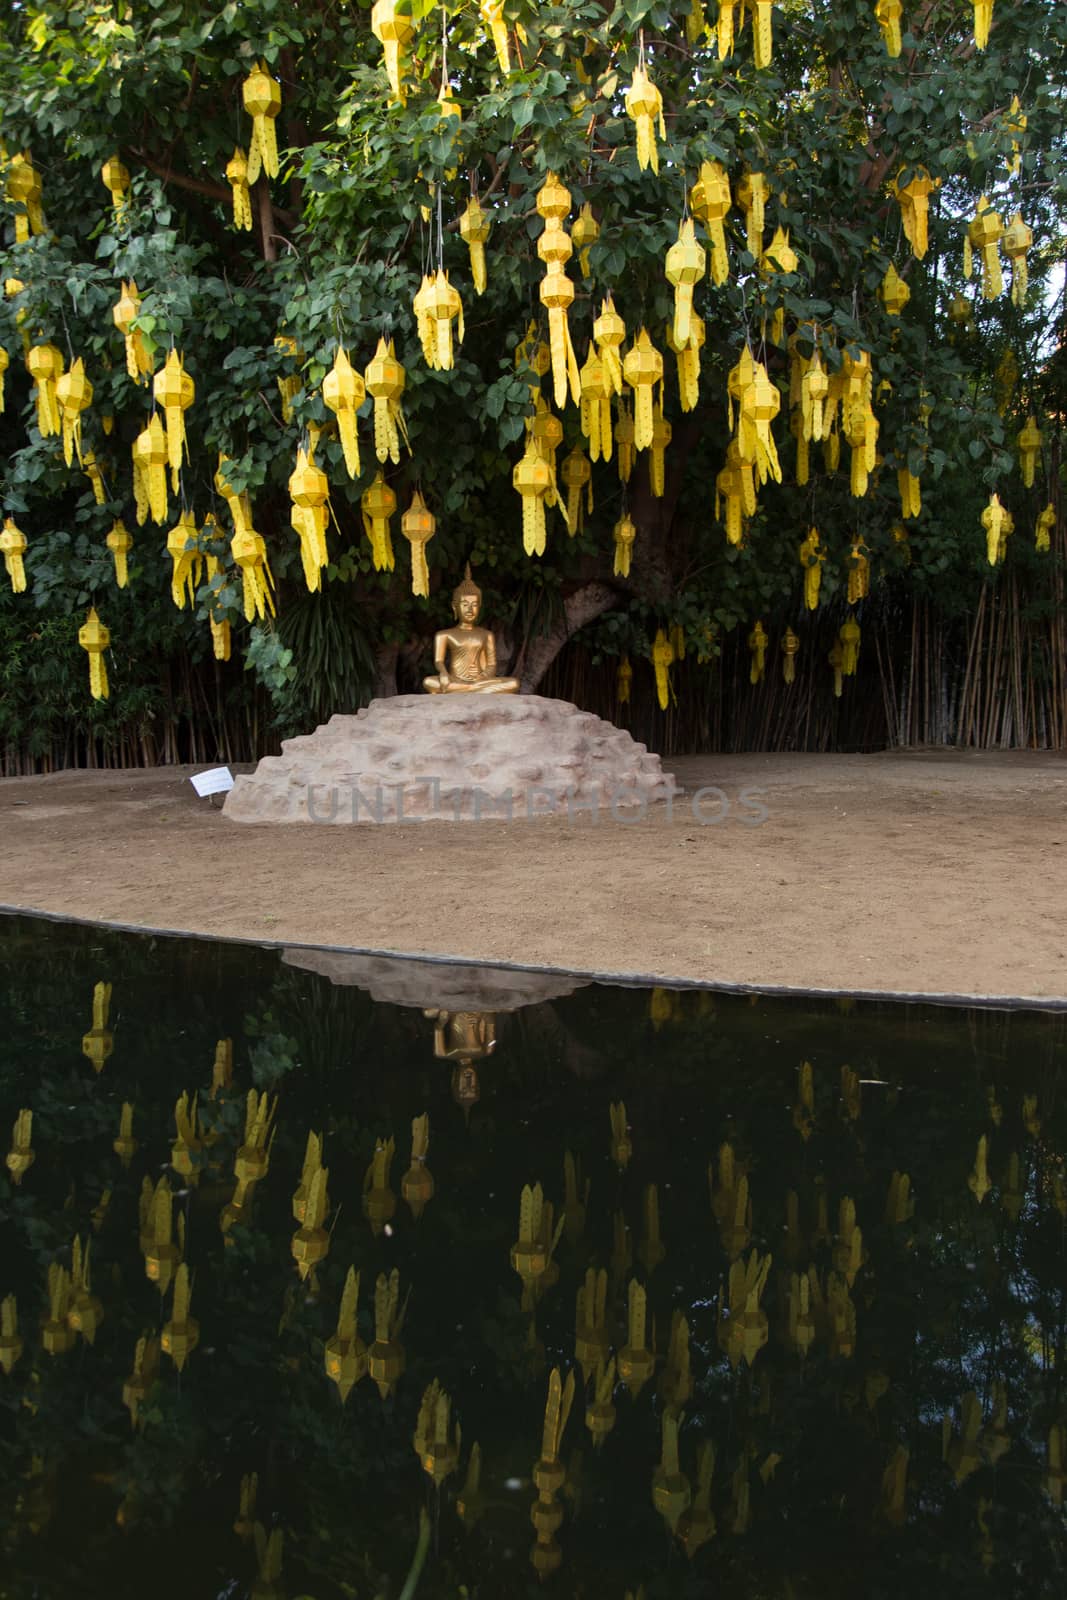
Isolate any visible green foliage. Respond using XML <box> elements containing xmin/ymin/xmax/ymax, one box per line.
<box><xmin>0</xmin><ymin>0</ymin><xmax>1064</xmax><ymax>748</ymax></box>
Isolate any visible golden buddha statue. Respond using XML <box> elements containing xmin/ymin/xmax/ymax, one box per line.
<box><xmin>425</xmin><ymin>1007</ymin><xmax>496</xmax><ymax>1116</ymax></box>
<box><xmin>423</xmin><ymin>567</ymin><xmax>519</xmax><ymax>694</ymax></box>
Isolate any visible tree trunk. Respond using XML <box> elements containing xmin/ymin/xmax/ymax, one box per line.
<box><xmin>375</xmin><ymin>641</ymin><xmax>400</xmax><ymax>698</ymax></box>
<box><xmin>518</xmin><ymin>581</ymin><xmax>618</xmax><ymax>693</ymax></box>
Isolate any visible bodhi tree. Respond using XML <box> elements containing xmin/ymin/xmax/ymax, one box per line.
<box><xmin>0</xmin><ymin>0</ymin><xmax>1064</xmax><ymax>756</ymax></box>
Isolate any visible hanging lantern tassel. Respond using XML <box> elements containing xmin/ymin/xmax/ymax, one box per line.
<box><xmin>651</xmin><ymin>628</ymin><xmax>674</xmax><ymax>710</ymax></box>
<box><xmin>290</xmin><ymin>447</ymin><xmax>331</xmax><ymax>591</ymax></box>
<box><xmin>57</xmin><ymin>358</ymin><xmax>93</xmax><ymax>467</ymax></box>
<box><xmin>781</xmin><ymin>628</ymin><xmax>799</xmax><ymax>683</ymax></box>
<box><xmin>562</xmin><ymin>449</ymin><xmax>592</xmax><ymax>534</ymax></box>
<box><xmin>154</xmin><ymin>351</ymin><xmax>195</xmax><ymax>491</ymax></box>
<box><xmin>622</xmin><ymin>330</ymin><xmax>664</xmax><ymax>452</ymax></box>
<box><xmin>1035</xmin><ymin>505</ymin><xmax>1054</xmax><ymax>552</ymax></box>
<box><xmin>426</xmin><ymin>271</ymin><xmax>463</xmax><ymax>371</ymax></box>
<box><xmin>791</xmin><ymin>411</ymin><xmax>809</xmax><ymax>486</ymax></box>
<box><xmin>323</xmin><ymin>348</ymin><xmax>365</xmax><ymax>478</ymax></box>
<box><xmin>226</xmin><ymin>149</ymin><xmax>253</xmax><ymax>231</ymax></box>
<box><xmin>401</xmin><ymin>491</ymin><xmax>436</xmax><ymax>597</ymax></box>
<box><xmin>829</xmin><ymin>642</ymin><xmax>844</xmax><ymax>697</ymax></box>
<box><xmin>840</xmin><ymin>617</ymin><xmax>861</xmax><ymax>675</ymax></box>
<box><xmin>480</xmin><ymin>0</ymin><xmax>511</xmax><ymax>73</ymax></box>
<box><xmin>893</xmin><ymin>169</ymin><xmax>940</xmax><ymax>261</ymax></box>
<box><xmin>625</xmin><ymin>65</ymin><xmax>665</xmax><ymax>175</ymax></box>
<box><xmin>113</xmin><ymin>281</ymin><xmax>154</xmax><ymax>385</ymax></box>
<box><xmin>752</xmin><ymin>0</ymin><xmax>774</xmax><ymax>67</ymax></box>
<box><xmin>274</xmin><ymin>334</ymin><xmax>303</xmax><ymax>422</ymax></box>
<box><xmin>616</xmin><ymin>402</ymin><xmax>636</xmax><ymax>485</ymax></box>
<box><xmin>83</xmin><ymin>453</ymin><xmax>106</xmax><ymax>505</ymax></box>
<box><xmin>107</xmin><ymin>520</ymin><xmax>133</xmax><ymax>587</ymax></box>
<box><xmin>875</xmin><ymin>0</ymin><xmax>902</xmax><ymax>56</ymax></box>
<box><xmin>79</xmin><ymin>609</ymin><xmax>110</xmax><ymax>700</ymax></box>
<box><xmin>1017</xmin><ymin>412</ymin><xmax>1043</xmax><ymax>486</ymax></box>
<box><xmin>799</xmin><ymin>528</ymin><xmax>823</xmax><ymax>610</ymax></box>
<box><xmin>6</xmin><ymin>153</ymin><xmax>44</xmax><ymax>241</ymax></box>
<box><xmin>847</xmin><ymin>539</ymin><xmax>870</xmax><ymax>603</ymax></box>
<box><xmin>361</xmin><ymin>472</ymin><xmax>397</xmax><ymax>572</ymax></box>
<box><xmin>594</xmin><ymin>294</ymin><xmax>626</xmax><ymax>395</ymax></box>
<box><xmin>981</xmin><ymin>492</ymin><xmax>1009</xmax><ymax>567</ymax></box>
<box><xmin>167</xmin><ymin>510</ymin><xmax>202</xmax><ymax>608</ymax></box>
<box><xmin>204</xmin><ymin>551</ymin><xmax>231</xmax><ymax>661</ymax></box>
<box><xmin>242</xmin><ymin>60</ymin><xmax>281</xmax><ymax>184</ymax></box>
<box><xmin>749</xmin><ymin>620</ymin><xmax>768</xmax><ymax>684</ymax></box>
<box><xmin>715</xmin><ymin>449</ymin><xmax>747</xmax><ymax>546</ymax></box>
<box><xmin>650</xmin><ymin>407</ymin><xmax>671</xmax><ymax>498</ymax></box>
<box><xmin>541</xmin><ymin>265</ymin><xmax>580</xmax><ymax>411</ymax></box>
<box><xmin>371</xmin><ymin>1</ymin><xmax>416</xmax><ymax>104</ymax></box>
<box><xmin>736</xmin><ymin>172</ymin><xmax>767</xmax><ymax>261</ymax></box>
<box><xmin>716</xmin><ymin>0</ymin><xmax>739</xmax><ymax>56</ymax></box>
<box><xmin>459</xmin><ymin>199</ymin><xmax>491</xmax><ymax>294</ymax></box>
<box><xmin>579</xmin><ymin>347</ymin><xmax>613</xmax><ymax>462</ymax></box>
<box><xmin>665</xmin><ymin>219</ymin><xmax>706</xmax><ymax>349</ymax></box>
<box><xmin>966</xmin><ymin>197</ymin><xmax>1003</xmax><ymax>300</ymax></box>
<box><xmin>667</xmin><ymin>314</ymin><xmax>704</xmax><ymax>414</ymax></box>
<box><xmin>513</xmin><ymin>444</ymin><xmax>552</xmax><ymax>558</ymax></box>
<box><xmin>572</xmin><ymin>204</ymin><xmax>599</xmax><ymax>278</ymax></box>
<box><xmin>1002</xmin><ymin>213</ymin><xmax>1032</xmax><ymax>306</ymax></box>
<box><xmin>0</xmin><ymin>346</ymin><xmax>7</xmax><ymax>412</ymax></box>
<box><xmin>690</xmin><ymin>161</ymin><xmax>731</xmax><ymax>285</ymax></box>
<box><xmin>617</xmin><ymin>655</ymin><xmax>633</xmax><ymax>704</ymax></box>
<box><xmin>365</xmin><ymin>338</ymin><xmax>408</xmax><ymax>465</ymax></box>
<box><xmin>101</xmin><ymin>156</ymin><xmax>131</xmax><ymax>216</ymax></box>
<box><xmin>0</xmin><ymin>517</ymin><xmax>28</xmax><ymax>593</ymax></box>
<box><xmin>972</xmin><ymin>0</ymin><xmax>993</xmax><ymax>50</ymax></box>
<box><xmin>613</xmin><ymin>513</ymin><xmax>636</xmax><ymax>576</ymax></box>
<box><xmin>898</xmin><ymin>468</ymin><xmax>921</xmax><ymax>519</ymax></box>
<box><xmin>880</xmin><ymin>263</ymin><xmax>910</xmax><ymax>317</ymax></box>
<box><xmin>231</xmin><ymin>524</ymin><xmax>275</xmax><ymax>621</ymax></box>
<box><xmin>26</xmin><ymin>344</ymin><xmax>64</xmax><ymax>438</ymax></box>
<box><xmin>132</xmin><ymin>415</ymin><xmax>169</xmax><ymax>526</ymax></box>
<box><xmin>801</xmin><ymin>353</ymin><xmax>829</xmax><ymax>441</ymax></box>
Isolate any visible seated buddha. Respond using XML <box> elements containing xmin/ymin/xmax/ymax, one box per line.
<box><xmin>423</xmin><ymin>567</ymin><xmax>519</xmax><ymax>694</ymax></box>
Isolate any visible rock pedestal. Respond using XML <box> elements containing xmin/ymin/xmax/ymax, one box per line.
<box><xmin>281</xmin><ymin>949</ymin><xmax>588</xmax><ymax>1010</ymax></box>
<box><xmin>223</xmin><ymin>694</ymin><xmax>676</xmax><ymax>825</ymax></box>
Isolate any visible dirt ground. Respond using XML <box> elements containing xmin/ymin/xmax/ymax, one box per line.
<box><xmin>0</xmin><ymin>749</ymin><xmax>1064</xmax><ymax>1003</ymax></box>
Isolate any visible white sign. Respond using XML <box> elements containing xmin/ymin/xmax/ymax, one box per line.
<box><xmin>190</xmin><ymin>766</ymin><xmax>235</xmax><ymax>798</ymax></box>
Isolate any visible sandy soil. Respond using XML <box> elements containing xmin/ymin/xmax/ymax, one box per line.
<box><xmin>0</xmin><ymin>750</ymin><xmax>1064</xmax><ymax>1003</ymax></box>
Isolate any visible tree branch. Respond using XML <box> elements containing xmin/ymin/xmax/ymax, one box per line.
<box><xmin>518</xmin><ymin>581</ymin><xmax>619</xmax><ymax>692</ymax></box>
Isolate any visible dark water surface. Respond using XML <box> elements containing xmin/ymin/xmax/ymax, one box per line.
<box><xmin>1</xmin><ymin>913</ymin><xmax>1065</xmax><ymax>1599</ymax></box>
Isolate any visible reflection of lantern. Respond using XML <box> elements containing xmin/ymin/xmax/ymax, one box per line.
<box><xmin>452</xmin><ymin>1063</ymin><xmax>480</xmax><ymax>1110</ymax></box>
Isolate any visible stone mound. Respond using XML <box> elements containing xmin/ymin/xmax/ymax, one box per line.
<box><xmin>281</xmin><ymin>948</ymin><xmax>589</xmax><ymax>1010</ymax></box>
<box><xmin>223</xmin><ymin>694</ymin><xmax>676</xmax><ymax>824</ymax></box>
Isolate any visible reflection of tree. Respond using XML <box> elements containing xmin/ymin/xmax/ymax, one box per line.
<box><xmin>0</xmin><ymin>916</ymin><xmax>1066</xmax><ymax>1597</ymax></box>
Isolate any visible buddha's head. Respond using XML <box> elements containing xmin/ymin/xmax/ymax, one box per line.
<box><xmin>452</xmin><ymin>564</ymin><xmax>482</xmax><ymax>624</ymax></box>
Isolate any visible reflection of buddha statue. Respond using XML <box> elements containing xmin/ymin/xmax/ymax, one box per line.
<box><xmin>425</xmin><ymin>1008</ymin><xmax>497</xmax><ymax>1115</ymax></box>
<box><xmin>423</xmin><ymin>567</ymin><xmax>519</xmax><ymax>694</ymax></box>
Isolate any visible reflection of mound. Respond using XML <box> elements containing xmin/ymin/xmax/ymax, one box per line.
<box><xmin>281</xmin><ymin>947</ymin><xmax>588</xmax><ymax>1012</ymax></box>
<box><xmin>224</xmin><ymin>694</ymin><xmax>676</xmax><ymax>823</ymax></box>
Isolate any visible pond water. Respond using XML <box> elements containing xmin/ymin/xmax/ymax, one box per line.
<box><xmin>0</xmin><ymin>913</ymin><xmax>1065</xmax><ymax>1600</ymax></box>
